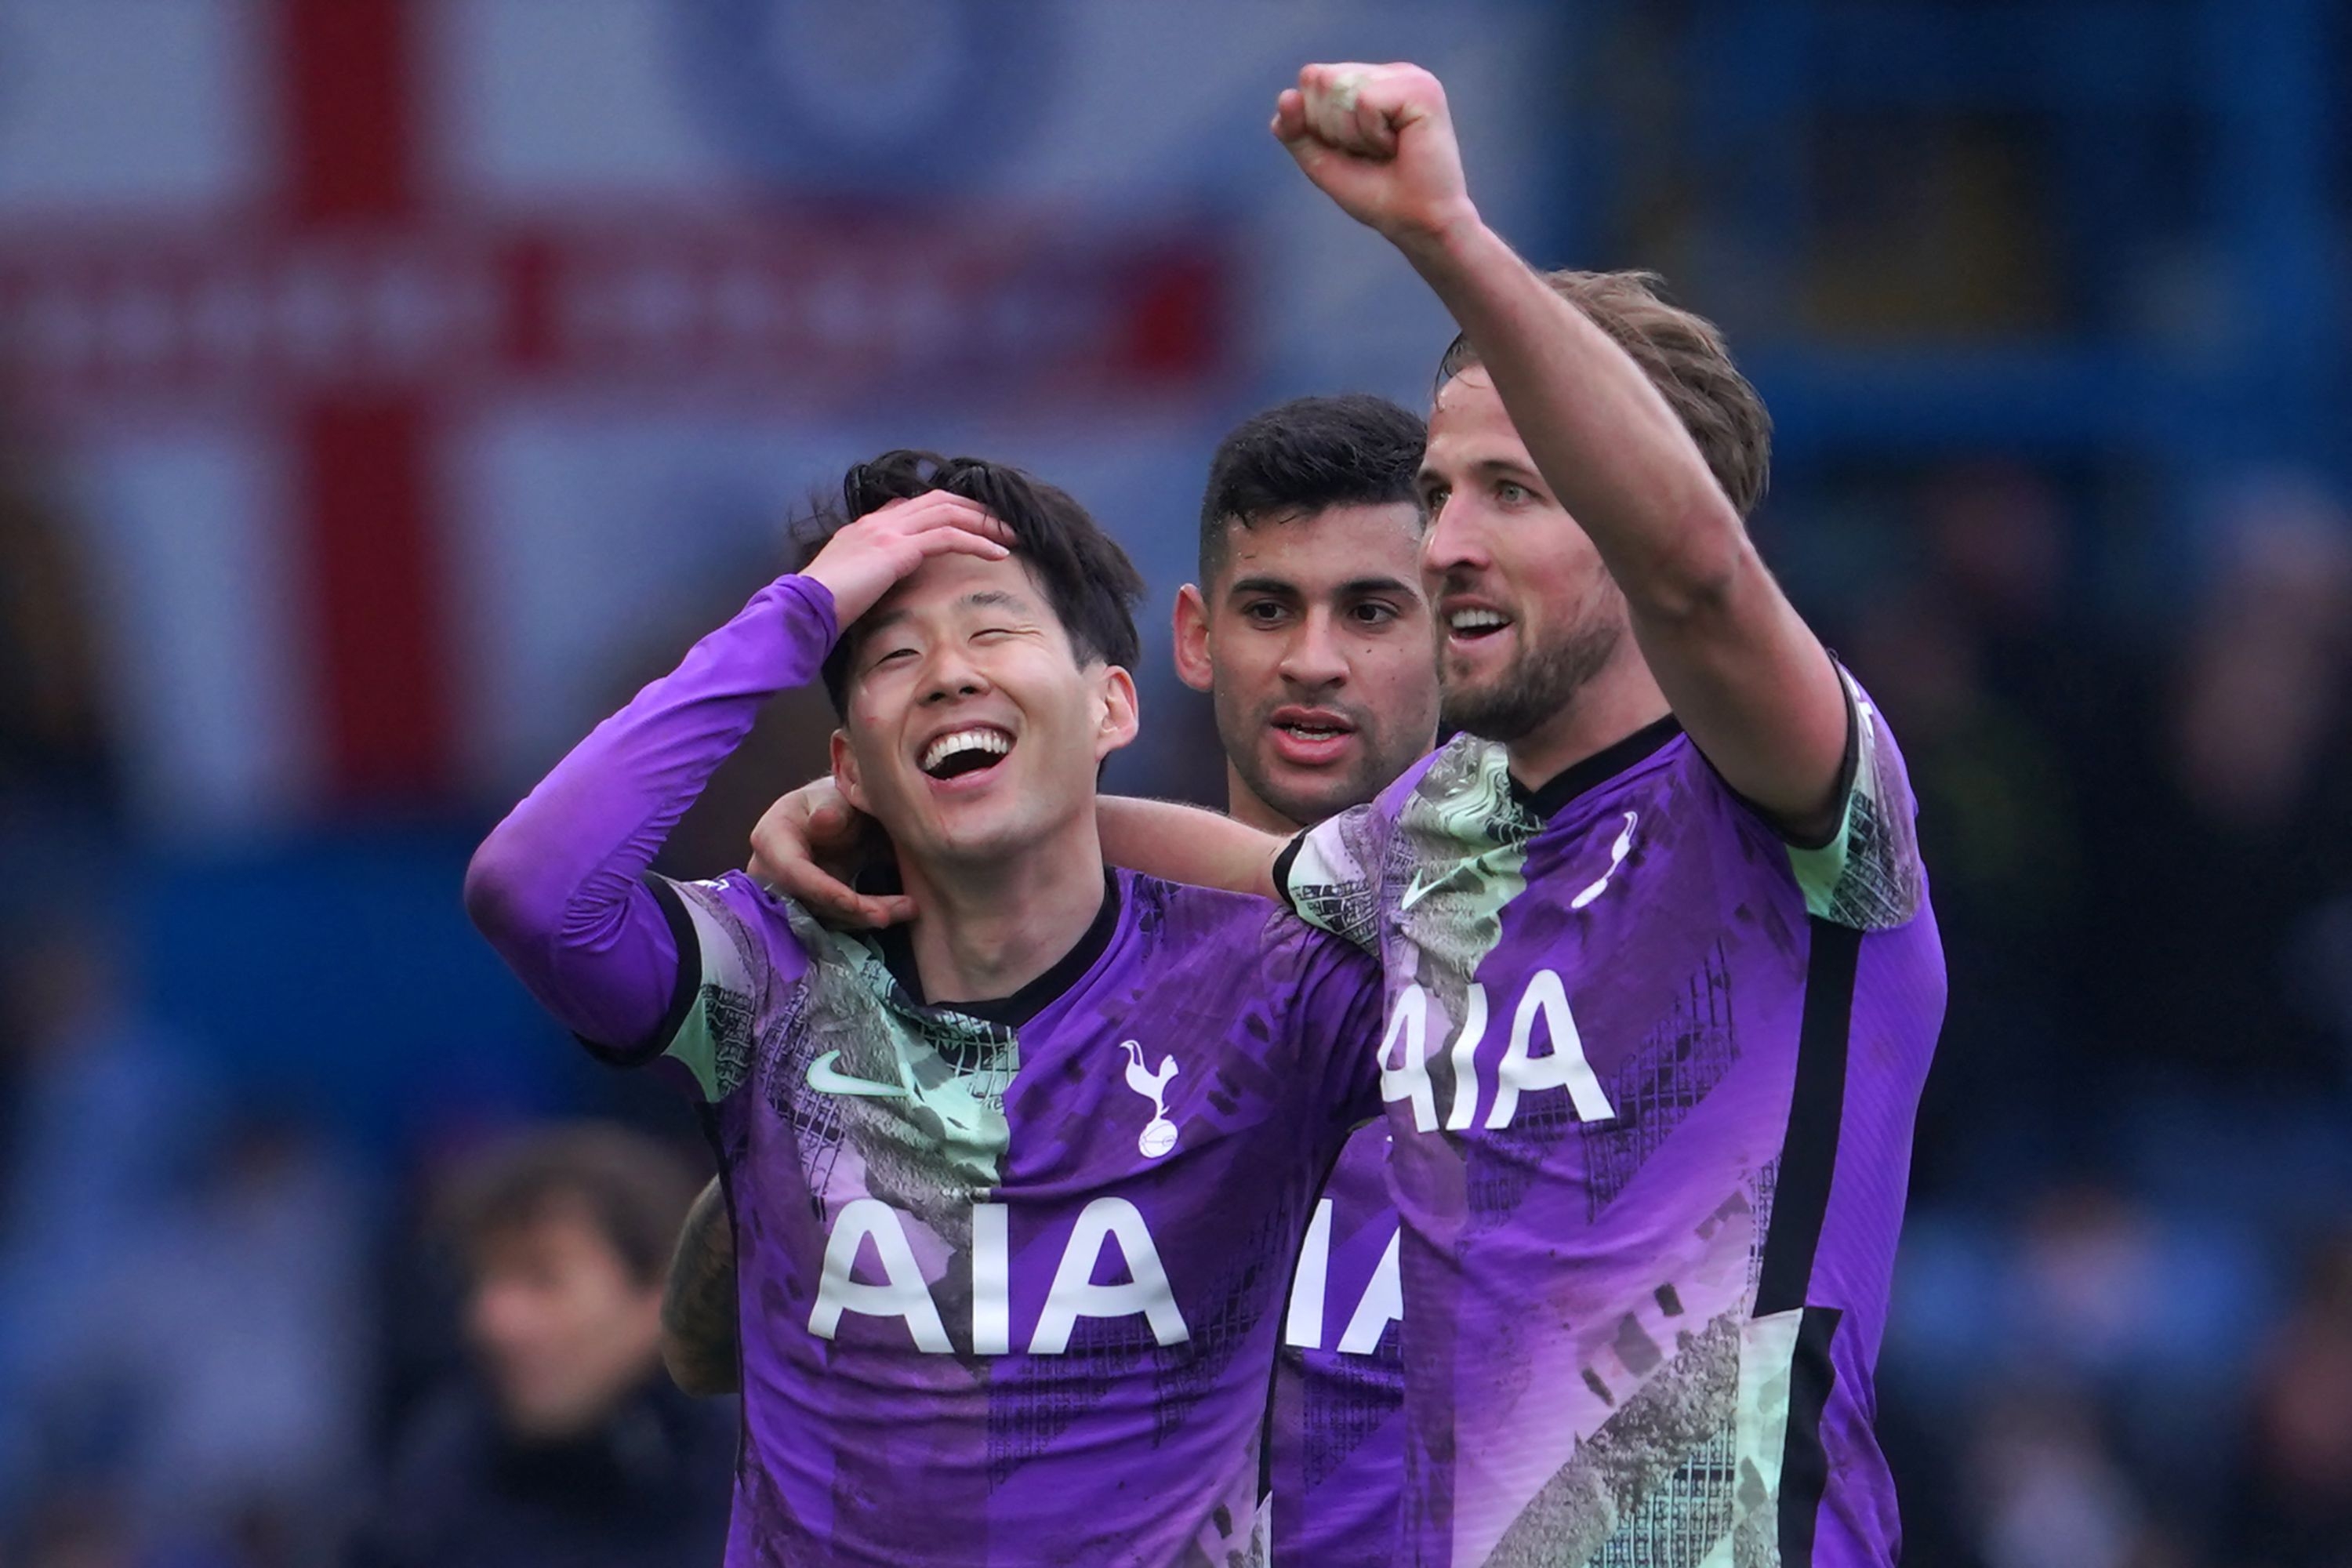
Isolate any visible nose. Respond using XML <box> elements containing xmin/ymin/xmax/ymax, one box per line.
<box><xmin>1279</xmin><ymin>606</ymin><xmax>1351</xmax><ymax>689</ymax></box>
<box><xmin>1421</xmin><ymin>492</ymin><xmax>1489</xmax><ymax>577</ymax></box>
<box><xmin>920</xmin><ymin>643</ymin><xmax>991</xmax><ymax>705</ymax></box>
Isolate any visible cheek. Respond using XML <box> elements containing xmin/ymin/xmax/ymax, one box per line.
<box><xmin>839</xmin><ymin>716</ymin><xmax>901</xmax><ymax>788</ymax></box>
<box><xmin>1223</xmin><ymin>634</ymin><xmax>1287</xmax><ymax>693</ymax></box>
<box><xmin>1499</xmin><ymin>541</ymin><xmax>1595</xmax><ymax>611</ymax></box>
<box><xmin>1363</xmin><ymin>644</ymin><xmax>1440</xmax><ymax>704</ymax></box>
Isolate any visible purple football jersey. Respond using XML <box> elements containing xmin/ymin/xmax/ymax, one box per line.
<box><xmin>1277</xmin><ymin>677</ymin><xmax>1946</xmax><ymax>1566</ymax></box>
<box><xmin>1270</xmin><ymin>1123</ymin><xmax>1405</xmax><ymax>1566</ymax></box>
<box><xmin>466</xmin><ymin>572</ymin><xmax>1385</xmax><ymax>1566</ymax></box>
<box><xmin>650</xmin><ymin>868</ymin><xmax>1380</xmax><ymax>1566</ymax></box>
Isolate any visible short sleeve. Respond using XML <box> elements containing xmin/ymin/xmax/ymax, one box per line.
<box><xmin>638</xmin><ymin>873</ymin><xmax>809</xmax><ymax>1102</ymax></box>
<box><xmin>1783</xmin><ymin>667</ymin><xmax>1928</xmax><ymax>931</ymax></box>
<box><xmin>1274</xmin><ymin>800</ymin><xmax>1399</xmax><ymax>953</ymax></box>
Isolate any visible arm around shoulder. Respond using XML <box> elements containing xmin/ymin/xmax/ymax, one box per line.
<box><xmin>1097</xmin><ymin>797</ymin><xmax>1283</xmax><ymax>899</ymax></box>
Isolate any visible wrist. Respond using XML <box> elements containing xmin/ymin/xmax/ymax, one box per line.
<box><xmin>1387</xmin><ymin>200</ymin><xmax>1489</xmax><ymax>274</ymax></box>
<box><xmin>775</xmin><ymin>572</ymin><xmax>844</xmax><ymax>652</ymax></box>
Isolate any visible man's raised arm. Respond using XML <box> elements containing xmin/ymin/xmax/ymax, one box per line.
<box><xmin>463</xmin><ymin>493</ymin><xmax>1011</xmax><ymax>1047</ymax></box>
<box><xmin>1273</xmin><ymin>63</ymin><xmax>1849</xmax><ymax>837</ymax></box>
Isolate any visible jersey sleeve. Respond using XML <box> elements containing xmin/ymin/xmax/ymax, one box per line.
<box><xmin>1273</xmin><ymin>798</ymin><xmax>1400</xmax><ymax>952</ymax></box>
<box><xmin>1780</xmin><ymin>666</ymin><xmax>1929</xmax><ymax>931</ymax></box>
<box><xmin>1284</xmin><ymin>923</ymin><xmax>1387</xmax><ymax>1132</ymax></box>
<box><xmin>464</xmin><ymin>572</ymin><xmax>837</xmax><ymax>1054</ymax></box>
<box><xmin>635</xmin><ymin>873</ymin><xmax>811</xmax><ymax>1102</ymax></box>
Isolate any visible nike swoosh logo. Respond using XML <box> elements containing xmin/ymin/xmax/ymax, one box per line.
<box><xmin>806</xmin><ymin>1051</ymin><xmax>909</xmax><ymax>1098</ymax></box>
<box><xmin>1398</xmin><ymin>869</ymin><xmax>1447</xmax><ymax>912</ymax></box>
<box><xmin>1570</xmin><ymin>811</ymin><xmax>1639</xmax><ymax>911</ymax></box>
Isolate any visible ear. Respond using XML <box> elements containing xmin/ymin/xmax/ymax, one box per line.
<box><xmin>829</xmin><ymin>728</ymin><xmax>869</xmax><ymax>815</ymax></box>
<box><xmin>1092</xmin><ymin>665</ymin><xmax>1142</xmax><ymax>761</ymax></box>
<box><xmin>1172</xmin><ymin>584</ymin><xmax>1214</xmax><ymax>693</ymax></box>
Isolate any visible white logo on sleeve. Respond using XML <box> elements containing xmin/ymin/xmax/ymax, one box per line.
<box><xmin>1570</xmin><ymin>811</ymin><xmax>1639</xmax><ymax>910</ymax></box>
<box><xmin>1119</xmin><ymin>1040</ymin><xmax>1181</xmax><ymax>1158</ymax></box>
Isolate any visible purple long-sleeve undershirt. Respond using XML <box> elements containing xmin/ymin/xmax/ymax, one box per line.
<box><xmin>463</xmin><ymin>573</ymin><xmax>838</xmax><ymax>1049</ymax></box>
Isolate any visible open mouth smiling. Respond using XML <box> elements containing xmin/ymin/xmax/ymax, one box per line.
<box><xmin>919</xmin><ymin>725</ymin><xmax>1014</xmax><ymax>781</ymax></box>
<box><xmin>1445</xmin><ymin>605</ymin><xmax>1511</xmax><ymax>643</ymax></box>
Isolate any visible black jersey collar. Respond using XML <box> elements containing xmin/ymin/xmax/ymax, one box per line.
<box><xmin>873</xmin><ymin>869</ymin><xmax>1121</xmax><ymax>1029</ymax></box>
<box><xmin>1510</xmin><ymin>714</ymin><xmax>1685</xmax><ymax>820</ymax></box>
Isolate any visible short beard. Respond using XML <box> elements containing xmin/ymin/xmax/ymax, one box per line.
<box><xmin>1440</xmin><ymin>615</ymin><xmax>1624</xmax><ymax>744</ymax></box>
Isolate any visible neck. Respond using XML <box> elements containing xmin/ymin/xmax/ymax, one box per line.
<box><xmin>1223</xmin><ymin>764</ymin><xmax>1305</xmax><ymax>836</ymax></box>
<box><xmin>1502</xmin><ymin>655</ymin><xmax>1671</xmax><ymax>790</ymax></box>
<box><xmin>896</xmin><ymin>817</ymin><xmax>1109</xmax><ymax>1004</ymax></box>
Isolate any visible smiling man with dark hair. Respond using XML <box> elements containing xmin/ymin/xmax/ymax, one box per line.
<box><xmin>466</xmin><ymin>451</ymin><xmax>1382</xmax><ymax>1566</ymax></box>
<box><xmin>673</xmin><ymin>401</ymin><xmax>1444</xmax><ymax>1565</ymax></box>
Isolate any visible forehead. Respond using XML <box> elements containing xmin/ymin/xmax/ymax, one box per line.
<box><xmin>862</xmin><ymin>550</ymin><xmax>1051</xmax><ymax>626</ymax></box>
<box><xmin>1218</xmin><ymin>501</ymin><xmax>1425</xmax><ymax>591</ymax></box>
<box><xmin>1422</xmin><ymin>370</ymin><xmax>1532</xmax><ymax>474</ymax></box>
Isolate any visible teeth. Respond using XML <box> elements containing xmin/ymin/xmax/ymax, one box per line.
<box><xmin>1450</xmin><ymin>608</ymin><xmax>1507</xmax><ymax>632</ymax></box>
<box><xmin>921</xmin><ymin>728</ymin><xmax>1012</xmax><ymax>774</ymax></box>
<box><xmin>1283</xmin><ymin>724</ymin><xmax>1343</xmax><ymax>739</ymax></box>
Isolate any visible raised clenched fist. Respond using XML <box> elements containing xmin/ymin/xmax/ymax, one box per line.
<box><xmin>1271</xmin><ymin>62</ymin><xmax>1475</xmax><ymax>249</ymax></box>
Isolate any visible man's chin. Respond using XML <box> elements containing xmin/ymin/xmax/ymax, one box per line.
<box><xmin>897</xmin><ymin>806</ymin><xmax>1039</xmax><ymax>870</ymax></box>
<box><xmin>1439</xmin><ymin>677</ymin><xmax>1544</xmax><ymax>745</ymax></box>
<box><xmin>1246</xmin><ymin>760</ymin><xmax>1373</xmax><ymax>830</ymax></box>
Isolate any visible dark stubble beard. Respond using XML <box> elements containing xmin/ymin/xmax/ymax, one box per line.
<box><xmin>1439</xmin><ymin>612</ymin><xmax>1624</xmax><ymax>744</ymax></box>
<box><xmin>1216</xmin><ymin>690</ymin><xmax>1403</xmax><ymax>828</ymax></box>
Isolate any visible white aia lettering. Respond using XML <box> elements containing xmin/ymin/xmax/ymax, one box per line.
<box><xmin>808</xmin><ymin>1198</ymin><xmax>953</xmax><ymax>1352</ymax></box>
<box><xmin>1378</xmin><ymin>982</ymin><xmax>1437</xmax><ymax>1131</ymax></box>
<box><xmin>1285</xmin><ymin>1200</ymin><xmax>1404</xmax><ymax>1354</ymax></box>
<box><xmin>1029</xmin><ymin>1197</ymin><xmax>1189</xmax><ymax>1352</ymax></box>
<box><xmin>808</xmin><ymin>1196</ymin><xmax>1189</xmax><ymax>1356</ymax></box>
<box><xmin>1376</xmin><ymin>970</ymin><xmax>1616</xmax><ymax>1132</ymax></box>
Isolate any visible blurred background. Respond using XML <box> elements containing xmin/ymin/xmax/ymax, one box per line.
<box><xmin>0</xmin><ymin>0</ymin><xmax>2347</xmax><ymax>1563</ymax></box>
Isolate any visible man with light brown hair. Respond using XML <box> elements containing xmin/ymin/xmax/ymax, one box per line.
<box><xmin>1089</xmin><ymin>64</ymin><xmax>1941</xmax><ymax>1565</ymax></box>
<box><xmin>1437</xmin><ymin>265</ymin><xmax>1773</xmax><ymax>518</ymax></box>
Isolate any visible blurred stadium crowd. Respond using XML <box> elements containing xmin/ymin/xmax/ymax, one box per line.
<box><xmin>1</xmin><ymin>2</ymin><xmax>2349</xmax><ymax>1566</ymax></box>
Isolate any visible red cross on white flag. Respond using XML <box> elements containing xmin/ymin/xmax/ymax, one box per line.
<box><xmin>0</xmin><ymin>0</ymin><xmax>1233</xmax><ymax>834</ymax></box>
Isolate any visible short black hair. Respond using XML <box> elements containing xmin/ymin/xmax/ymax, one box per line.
<box><xmin>441</xmin><ymin>1124</ymin><xmax>702</xmax><ymax>1288</ymax></box>
<box><xmin>788</xmin><ymin>450</ymin><xmax>1145</xmax><ymax>713</ymax></box>
<box><xmin>1196</xmin><ymin>394</ymin><xmax>1427</xmax><ymax>587</ymax></box>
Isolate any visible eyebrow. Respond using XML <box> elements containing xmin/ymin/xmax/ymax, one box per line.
<box><xmin>1421</xmin><ymin>456</ymin><xmax>1541</xmax><ymax>488</ymax></box>
<box><xmin>1228</xmin><ymin>574</ymin><xmax>1417</xmax><ymax>598</ymax></box>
